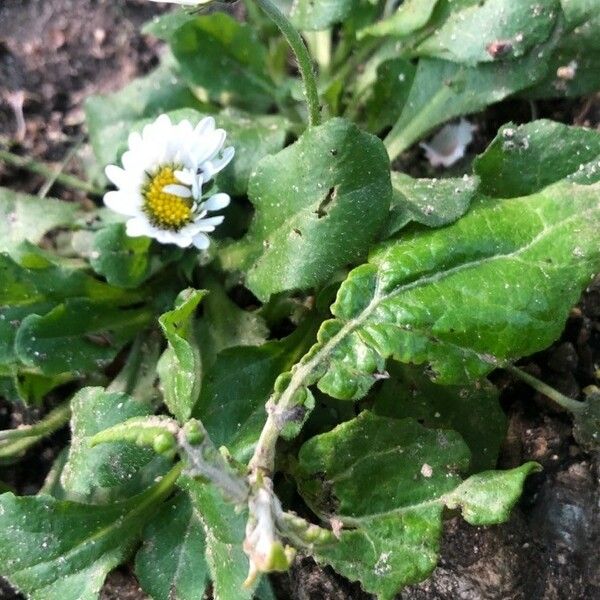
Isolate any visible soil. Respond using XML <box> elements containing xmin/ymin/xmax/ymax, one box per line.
<box><xmin>1</xmin><ymin>2</ymin><xmax>599</xmax><ymax>600</ymax></box>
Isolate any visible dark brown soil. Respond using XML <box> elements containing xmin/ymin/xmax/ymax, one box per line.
<box><xmin>0</xmin><ymin>0</ymin><xmax>169</xmax><ymax>196</ymax></box>
<box><xmin>1</xmin><ymin>2</ymin><xmax>599</xmax><ymax>600</ymax></box>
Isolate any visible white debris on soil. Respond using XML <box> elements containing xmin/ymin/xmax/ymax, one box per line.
<box><xmin>421</xmin><ymin>463</ymin><xmax>434</xmax><ymax>478</ymax></box>
<box><xmin>557</xmin><ymin>60</ymin><xmax>578</xmax><ymax>81</ymax></box>
<box><xmin>330</xmin><ymin>517</ymin><xmax>344</xmax><ymax>539</ymax></box>
<box><xmin>420</xmin><ymin>118</ymin><xmax>476</xmax><ymax>167</ymax></box>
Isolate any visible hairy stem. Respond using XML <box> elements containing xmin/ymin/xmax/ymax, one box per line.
<box><xmin>250</xmin><ymin>289</ymin><xmax>379</xmax><ymax>479</ymax></box>
<box><xmin>254</xmin><ymin>0</ymin><xmax>321</xmax><ymax>127</ymax></box>
<box><xmin>242</xmin><ymin>299</ymin><xmax>378</xmax><ymax>583</ymax></box>
<box><xmin>178</xmin><ymin>421</ymin><xmax>249</xmax><ymax>505</ymax></box>
<box><xmin>506</xmin><ymin>365</ymin><xmax>586</xmax><ymax>413</ymax></box>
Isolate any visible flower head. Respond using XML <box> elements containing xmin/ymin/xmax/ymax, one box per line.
<box><xmin>103</xmin><ymin>114</ymin><xmax>234</xmax><ymax>249</ymax></box>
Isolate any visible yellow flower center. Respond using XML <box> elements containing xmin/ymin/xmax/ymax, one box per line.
<box><xmin>143</xmin><ymin>166</ymin><xmax>193</xmax><ymax>231</ymax></box>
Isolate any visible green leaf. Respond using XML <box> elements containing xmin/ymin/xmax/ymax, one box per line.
<box><xmin>444</xmin><ymin>463</ymin><xmax>542</xmax><ymax>524</ymax></box>
<box><xmin>384</xmin><ymin>172</ymin><xmax>478</xmax><ymax>237</ymax></box>
<box><xmin>91</xmin><ymin>224</ymin><xmax>152</xmax><ymax>288</ymax></box>
<box><xmin>237</xmin><ymin>118</ymin><xmax>392</xmax><ymax>301</ymax></box>
<box><xmin>568</xmin><ymin>153</ymin><xmax>600</xmax><ymax>185</ymax></box>
<box><xmin>305</xmin><ymin>180</ymin><xmax>600</xmax><ymax>400</ymax></box>
<box><xmin>158</xmin><ymin>289</ymin><xmax>206</xmax><ymax>423</ymax></box>
<box><xmin>0</xmin><ymin>246</ymin><xmax>145</xmax><ymax>379</ymax></box>
<box><xmin>142</xmin><ymin>9</ymin><xmax>196</xmax><ymax>39</ymax></box>
<box><xmin>362</xmin><ymin>59</ymin><xmax>416</xmax><ymax>133</ymax></box>
<box><xmin>287</xmin><ymin>0</ymin><xmax>357</xmax><ymax>31</ymax></box>
<box><xmin>0</xmin><ymin>376</ymin><xmax>17</xmax><ymax>403</ymax></box>
<box><xmin>168</xmin><ymin>13</ymin><xmax>276</xmax><ymax>112</ymax></box>
<box><xmin>195</xmin><ymin>319</ymin><xmax>318</xmax><ymax>460</ymax></box>
<box><xmin>297</xmin><ymin>411</ymin><xmax>539</xmax><ymax>598</ymax></box>
<box><xmin>61</xmin><ymin>387</ymin><xmax>169</xmax><ymax>502</ymax></box>
<box><xmin>384</xmin><ymin>49</ymin><xmax>554</xmax><ymax>159</ymax></box>
<box><xmin>560</xmin><ymin>0</ymin><xmax>597</xmax><ymax>28</ymax></box>
<box><xmin>523</xmin><ymin>9</ymin><xmax>600</xmax><ymax>98</ymax></box>
<box><xmin>136</xmin><ymin>492</ymin><xmax>208</xmax><ymax>600</ymax></box>
<box><xmin>475</xmin><ymin>120</ymin><xmax>600</xmax><ymax>197</ymax></box>
<box><xmin>15</xmin><ymin>297</ymin><xmax>153</xmax><ymax>377</ymax></box>
<box><xmin>107</xmin><ymin>331</ymin><xmax>163</xmax><ymax>405</ymax></box>
<box><xmin>0</xmin><ymin>188</ymin><xmax>79</xmax><ymax>255</ymax></box>
<box><xmin>0</xmin><ymin>465</ymin><xmax>181</xmax><ymax>600</ymax></box>
<box><xmin>359</xmin><ymin>0</ymin><xmax>439</xmax><ymax>39</ymax></box>
<box><xmin>10</xmin><ymin>372</ymin><xmax>73</xmax><ymax>407</ymax></box>
<box><xmin>40</xmin><ymin>447</ymin><xmax>69</xmax><ymax>498</ymax></box>
<box><xmin>85</xmin><ymin>54</ymin><xmax>206</xmax><ymax>178</ymax></box>
<box><xmin>214</xmin><ymin>112</ymin><xmax>289</xmax><ymax>196</ymax></box>
<box><xmin>298</xmin><ymin>413</ymin><xmax>468</xmax><ymax>518</ymax></box>
<box><xmin>195</xmin><ymin>277</ymin><xmax>269</xmax><ymax>369</ymax></box>
<box><xmin>372</xmin><ymin>363</ymin><xmax>505</xmax><ymax>471</ymax></box>
<box><xmin>183</xmin><ymin>478</ymin><xmax>257</xmax><ymax>600</ymax></box>
<box><xmin>416</xmin><ymin>0</ymin><xmax>559</xmax><ymax>64</ymax></box>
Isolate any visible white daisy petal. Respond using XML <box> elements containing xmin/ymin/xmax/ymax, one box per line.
<box><xmin>192</xmin><ymin>174</ymin><xmax>204</xmax><ymax>201</ymax></box>
<box><xmin>128</xmin><ymin>132</ymin><xmax>143</xmax><ymax>151</ymax></box>
<box><xmin>192</xmin><ymin>232</ymin><xmax>211</xmax><ymax>250</ymax></box>
<box><xmin>163</xmin><ymin>184</ymin><xmax>193</xmax><ymax>198</ymax></box>
<box><xmin>194</xmin><ymin>116</ymin><xmax>216</xmax><ymax>136</ymax></box>
<box><xmin>103</xmin><ymin>191</ymin><xmax>141</xmax><ymax>216</ymax></box>
<box><xmin>196</xmin><ymin>215</ymin><xmax>225</xmax><ymax>232</ymax></box>
<box><xmin>126</xmin><ymin>217</ymin><xmax>153</xmax><ymax>237</ymax></box>
<box><xmin>191</xmin><ymin>129</ymin><xmax>226</xmax><ymax>166</ymax></box>
<box><xmin>174</xmin><ymin>169</ymin><xmax>195</xmax><ymax>185</ymax></box>
<box><xmin>142</xmin><ymin>122</ymin><xmax>158</xmax><ymax>143</ymax></box>
<box><xmin>201</xmin><ymin>146</ymin><xmax>236</xmax><ymax>179</ymax></box>
<box><xmin>175</xmin><ymin>119</ymin><xmax>194</xmax><ymax>138</ymax></box>
<box><xmin>219</xmin><ymin>146</ymin><xmax>236</xmax><ymax>169</ymax></box>
<box><xmin>154</xmin><ymin>229</ymin><xmax>172</xmax><ymax>244</ymax></box>
<box><xmin>152</xmin><ymin>114</ymin><xmax>172</xmax><ymax>135</ymax></box>
<box><xmin>201</xmin><ymin>193</ymin><xmax>230</xmax><ymax>212</ymax></box>
<box><xmin>171</xmin><ymin>234</ymin><xmax>194</xmax><ymax>248</ymax></box>
<box><xmin>178</xmin><ymin>222</ymin><xmax>204</xmax><ymax>237</ymax></box>
<box><xmin>105</xmin><ymin>165</ymin><xmax>128</xmax><ymax>189</ymax></box>
<box><xmin>153</xmin><ymin>228</ymin><xmax>193</xmax><ymax>248</ymax></box>
<box><xmin>121</xmin><ymin>149</ymin><xmax>151</xmax><ymax>174</ymax></box>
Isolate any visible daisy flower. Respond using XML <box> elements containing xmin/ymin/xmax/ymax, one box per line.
<box><xmin>103</xmin><ymin>114</ymin><xmax>234</xmax><ymax>250</ymax></box>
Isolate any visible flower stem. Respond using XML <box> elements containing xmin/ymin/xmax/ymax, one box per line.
<box><xmin>505</xmin><ymin>365</ymin><xmax>586</xmax><ymax>414</ymax></box>
<box><xmin>254</xmin><ymin>0</ymin><xmax>321</xmax><ymax>127</ymax></box>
